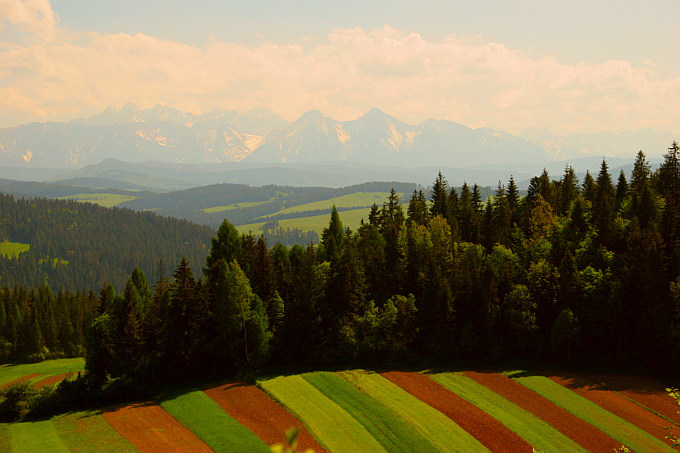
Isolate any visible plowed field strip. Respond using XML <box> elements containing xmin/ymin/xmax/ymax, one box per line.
<box><xmin>381</xmin><ymin>371</ymin><xmax>532</xmax><ymax>452</ymax></box>
<box><xmin>431</xmin><ymin>372</ymin><xmax>586</xmax><ymax>453</ymax></box>
<box><xmin>340</xmin><ymin>370</ymin><xmax>489</xmax><ymax>453</ymax></box>
<box><xmin>35</xmin><ymin>372</ymin><xmax>73</xmax><ymax>388</ymax></box>
<box><xmin>52</xmin><ymin>411</ymin><xmax>138</xmax><ymax>453</ymax></box>
<box><xmin>102</xmin><ymin>402</ymin><xmax>213</xmax><ymax>453</ymax></box>
<box><xmin>9</xmin><ymin>419</ymin><xmax>70</xmax><ymax>452</ymax></box>
<box><xmin>260</xmin><ymin>374</ymin><xmax>387</xmax><ymax>452</ymax></box>
<box><xmin>161</xmin><ymin>389</ymin><xmax>269</xmax><ymax>453</ymax></box>
<box><xmin>204</xmin><ymin>382</ymin><xmax>327</xmax><ymax>453</ymax></box>
<box><xmin>463</xmin><ymin>371</ymin><xmax>620</xmax><ymax>452</ymax></box>
<box><xmin>554</xmin><ymin>372</ymin><xmax>680</xmax><ymax>425</ymax></box>
<box><xmin>548</xmin><ymin>375</ymin><xmax>675</xmax><ymax>445</ymax></box>
<box><xmin>1</xmin><ymin>373</ymin><xmax>42</xmax><ymax>388</ymax></box>
<box><xmin>303</xmin><ymin>371</ymin><xmax>438</xmax><ymax>452</ymax></box>
<box><xmin>507</xmin><ymin>371</ymin><xmax>675</xmax><ymax>452</ymax></box>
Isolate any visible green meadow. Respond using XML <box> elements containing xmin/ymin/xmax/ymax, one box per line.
<box><xmin>0</xmin><ymin>242</ymin><xmax>30</xmax><ymax>259</ymax></box>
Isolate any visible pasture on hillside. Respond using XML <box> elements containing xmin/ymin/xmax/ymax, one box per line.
<box><xmin>0</xmin><ymin>359</ymin><xmax>678</xmax><ymax>452</ymax></box>
<box><xmin>0</xmin><ymin>242</ymin><xmax>29</xmax><ymax>259</ymax></box>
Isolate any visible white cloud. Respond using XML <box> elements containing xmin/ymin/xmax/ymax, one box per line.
<box><xmin>1</xmin><ymin>1</ymin><xmax>679</xmax><ymax>135</ymax></box>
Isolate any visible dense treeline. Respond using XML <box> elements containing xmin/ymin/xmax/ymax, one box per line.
<box><xmin>0</xmin><ymin>286</ymin><xmax>96</xmax><ymax>362</ymax></box>
<box><xmin>86</xmin><ymin>144</ymin><xmax>680</xmax><ymax>384</ymax></box>
<box><xmin>0</xmin><ymin>196</ymin><xmax>213</xmax><ymax>291</ymax></box>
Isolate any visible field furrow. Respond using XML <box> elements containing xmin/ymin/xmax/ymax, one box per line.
<box><xmin>160</xmin><ymin>389</ymin><xmax>270</xmax><ymax>453</ymax></box>
<box><xmin>431</xmin><ymin>372</ymin><xmax>586</xmax><ymax>452</ymax></box>
<box><xmin>303</xmin><ymin>371</ymin><xmax>438</xmax><ymax>452</ymax></box>
<box><xmin>204</xmin><ymin>382</ymin><xmax>327</xmax><ymax>452</ymax></box>
<box><xmin>381</xmin><ymin>371</ymin><xmax>532</xmax><ymax>452</ymax></box>
<box><xmin>1</xmin><ymin>374</ymin><xmax>42</xmax><ymax>389</ymax></box>
<box><xmin>548</xmin><ymin>374</ymin><xmax>677</xmax><ymax>446</ymax></box>
<box><xmin>52</xmin><ymin>410</ymin><xmax>138</xmax><ymax>453</ymax></box>
<box><xmin>9</xmin><ymin>419</ymin><xmax>70</xmax><ymax>452</ymax></box>
<box><xmin>507</xmin><ymin>371</ymin><xmax>675</xmax><ymax>452</ymax></box>
<box><xmin>340</xmin><ymin>370</ymin><xmax>489</xmax><ymax>452</ymax></box>
<box><xmin>102</xmin><ymin>402</ymin><xmax>213</xmax><ymax>453</ymax></box>
<box><xmin>463</xmin><ymin>371</ymin><xmax>620</xmax><ymax>452</ymax></box>
<box><xmin>34</xmin><ymin>372</ymin><xmax>74</xmax><ymax>388</ymax></box>
<box><xmin>260</xmin><ymin>374</ymin><xmax>387</xmax><ymax>453</ymax></box>
<box><xmin>552</xmin><ymin>372</ymin><xmax>680</xmax><ymax>426</ymax></box>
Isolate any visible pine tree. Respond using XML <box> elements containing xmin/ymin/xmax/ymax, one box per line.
<box><xmin>430</xmin><ymin>172</ymin><xmax>449</xmax><ymax>220</ymax></box>
<box><xmin>615</xmin><ymin>170</ymin><xmax>628</xmax><ymax>210</ymax></box>
<box><xmin>321</xmin><ymin>205</ymin><xmax>344</xmax><ymax>264</ymax></box>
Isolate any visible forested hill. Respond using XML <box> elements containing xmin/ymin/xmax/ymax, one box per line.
<box><xmin>0</xmin><ymin>195</ymin><xmax>213</xmax><ymax>291</ymax></box>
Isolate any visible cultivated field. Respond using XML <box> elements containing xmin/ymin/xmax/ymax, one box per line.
<box><xmin>1</xmin><ymin>360</ymin><xmax>678</xmax><ymax>452</ymax></box>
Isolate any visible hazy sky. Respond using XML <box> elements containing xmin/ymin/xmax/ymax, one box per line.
<box><xmin>1</xmin><ymin>0</ymin><xmax>679</xmax><ymax>134</ymax></box>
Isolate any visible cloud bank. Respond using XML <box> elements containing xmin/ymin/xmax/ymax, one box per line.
<box><xmin>1</xmin><ymin>0</ymin><xmax>679</xmax><ymax>134</ymax></box>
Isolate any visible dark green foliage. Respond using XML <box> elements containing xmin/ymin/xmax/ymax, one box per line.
<box><xmin>12</xmin><ymin>143</ymin><xmax>680</xmax><ymax>388</ymax></box>
<box><xmin>0</xmin><ymin>194</ymin><xmax>212</xmax><ymax>291</ymax></box>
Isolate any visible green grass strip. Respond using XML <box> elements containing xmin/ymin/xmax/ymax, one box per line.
<box><xmin>52</xmin><ymin>410</ymin><xmax>137</xmax><ymax>453</ymax></box>
<box><xmin>506</xmin><ymin>371</ymin><xmax>675</xmax><ymax>452</ymax></box>
<box><xmin>340</xmin><ymin>370</ymin><xmax>489</xmax><ymax>453</ymax></box>
<box><xmin>9</xmin><ymin>419</ymin><xmax>69</xmax><ymax>453</ymax></box>
<box><xmin>260</xmin><ymin>374</ymin><xmax>387</xmax><ymax>453</ymax></box>
<box><xmin>160</xmin><ymin>389</ymin><xmax>269</xmax><ymax>453</ymax></box>
<box><xmin>0</xmin><ymin>358</ymin><xmax>84</xmax><ymax>386</ymax></box>
<box><xmin>431</xmin><ymin>372</ymin><xmax>586</xmax><ymax>453</ymax></box>
<box><xmin>303</xmin><ymin>371</ymin><xmax>438</xmax><ymax>453</ymax></box>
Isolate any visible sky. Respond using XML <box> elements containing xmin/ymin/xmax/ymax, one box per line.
<box><xmin>1</xmin><ymin>0</ymin><xmax>679</xmax><ymax>135</ymax></box>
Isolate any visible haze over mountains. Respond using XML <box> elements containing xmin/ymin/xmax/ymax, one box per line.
<box><xmin>1</xmin><ymin>104</ymin><xmax>675</xmax><ymax>171</ymax></box>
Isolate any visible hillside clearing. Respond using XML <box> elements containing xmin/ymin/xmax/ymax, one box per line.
<box><xmin>0</xmin><ymin>241</ymin><xmax>29</xmax><ymax>259</ymax></box>
<box><xmin>0</xmin><ymin>358</ymin><xmax>84</xmax><ymax>387</ymax></box>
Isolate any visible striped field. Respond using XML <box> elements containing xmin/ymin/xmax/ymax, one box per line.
<box><xmin>0</xmin><ymin>360</ymin><xmax>678</xmax><ymax>452</ymax></box>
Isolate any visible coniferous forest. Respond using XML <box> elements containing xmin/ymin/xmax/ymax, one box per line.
<box><xmin>2</xmin><ymin>145</ymin><xmax>680</xmax><ymax>387</ymax></box>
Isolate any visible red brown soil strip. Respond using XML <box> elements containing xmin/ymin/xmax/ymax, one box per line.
<box><xmin>1</xmin><ymin>373</ymin><xmax>42</xmax><ymax>388</ymax></box>
<box><xmin>381</xmin><ymin>371</ymin><xmax>533</xmax><ymax>452</ymax></box>
<box><xmin>549</xmin><ymin>374</ymin><xmax>674</xmax><ymax>443</ymax></box>
<box><xmin>204</xmin><ymin>382</ymin><xmax>328</xmax><ymax>453</ymax></box>
<box><xmin>574</xmin><ymin>373</ymin><xmax>680</xmax><ymax>425</ymax></box>
<box><xmin>102</xmin><ymin>401</ymin><xmax>213</xmax><ymax>453</ymax></box>
<box><xmin>464</xmin><ymin>371</ymin><xmax>621</xmax><ymax>453</ymax></box>
<box><xmin>34</xmin><ymin>372</ymin><xmax>73</xmax><ymax>388</ymax></box>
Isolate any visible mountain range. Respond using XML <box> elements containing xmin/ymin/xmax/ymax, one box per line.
<box><xmin>1</xmin><ymin>104</ymin><xmax>675</xmax><ymax>170</ymax></box>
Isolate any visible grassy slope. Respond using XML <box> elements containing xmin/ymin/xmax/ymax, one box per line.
<box><xmin>340</xmin><ymin>370</ymin><xmax>489</xmax><ymax>453</ymax></box>
<box><xmin>160</xmin><ymin>390</ymin><xmax>269</xmax><ymax>453</ymax></box>
<box><xmin>202</xmin><ymin>200</ymin><xmax>271</xmax><ymax>213</ymax></box>
<box><xmin>59</xmin><ymin>193</ymin><xmax>138</xmax><ymax>208</ymax></box>
<box><xmin>0</xmin><ymin>241</ymin><xmax>30</xmax><ymax>259</ymax></box>
<box><xmin>260</xmin><ymin>374</ymin><xmax>387</xmax><ymax>453</ymax></box>
<box><xmin>269</xmin><ymin>192</ymin><xmax>404</xmax><ymax>217</ymax></box>
<box><xmin>506</xmin><ymin>371</ymin><xmax>675</xmax><ymax>452</ymax></box>
<box><xmin>431</xmin><ymin>372</ymin><xmax>586</xmax><ymax>453</ymax></box>
<box><xmin>52</xmin><ymin>411</ymin><xmax>137</xmax><ymax>453</ymax></box>
<box><xmin>237</xmin><ymin>207</ymin><xmax>372</xmax><ymax>235</ymax></box>
<box><xmin>9</xmin><ymin>420</ymin><xmax>70</xmax><ymax>453</ymax></box>
<box><xmin>302</xmin><ymin>371</ymin><xmax>438</xmax><ymax>453</ymax></box>
<box><xmin>0</xmin><ymin>358</ymin><xmax>84</xmax><ymax>386</ymax></box>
